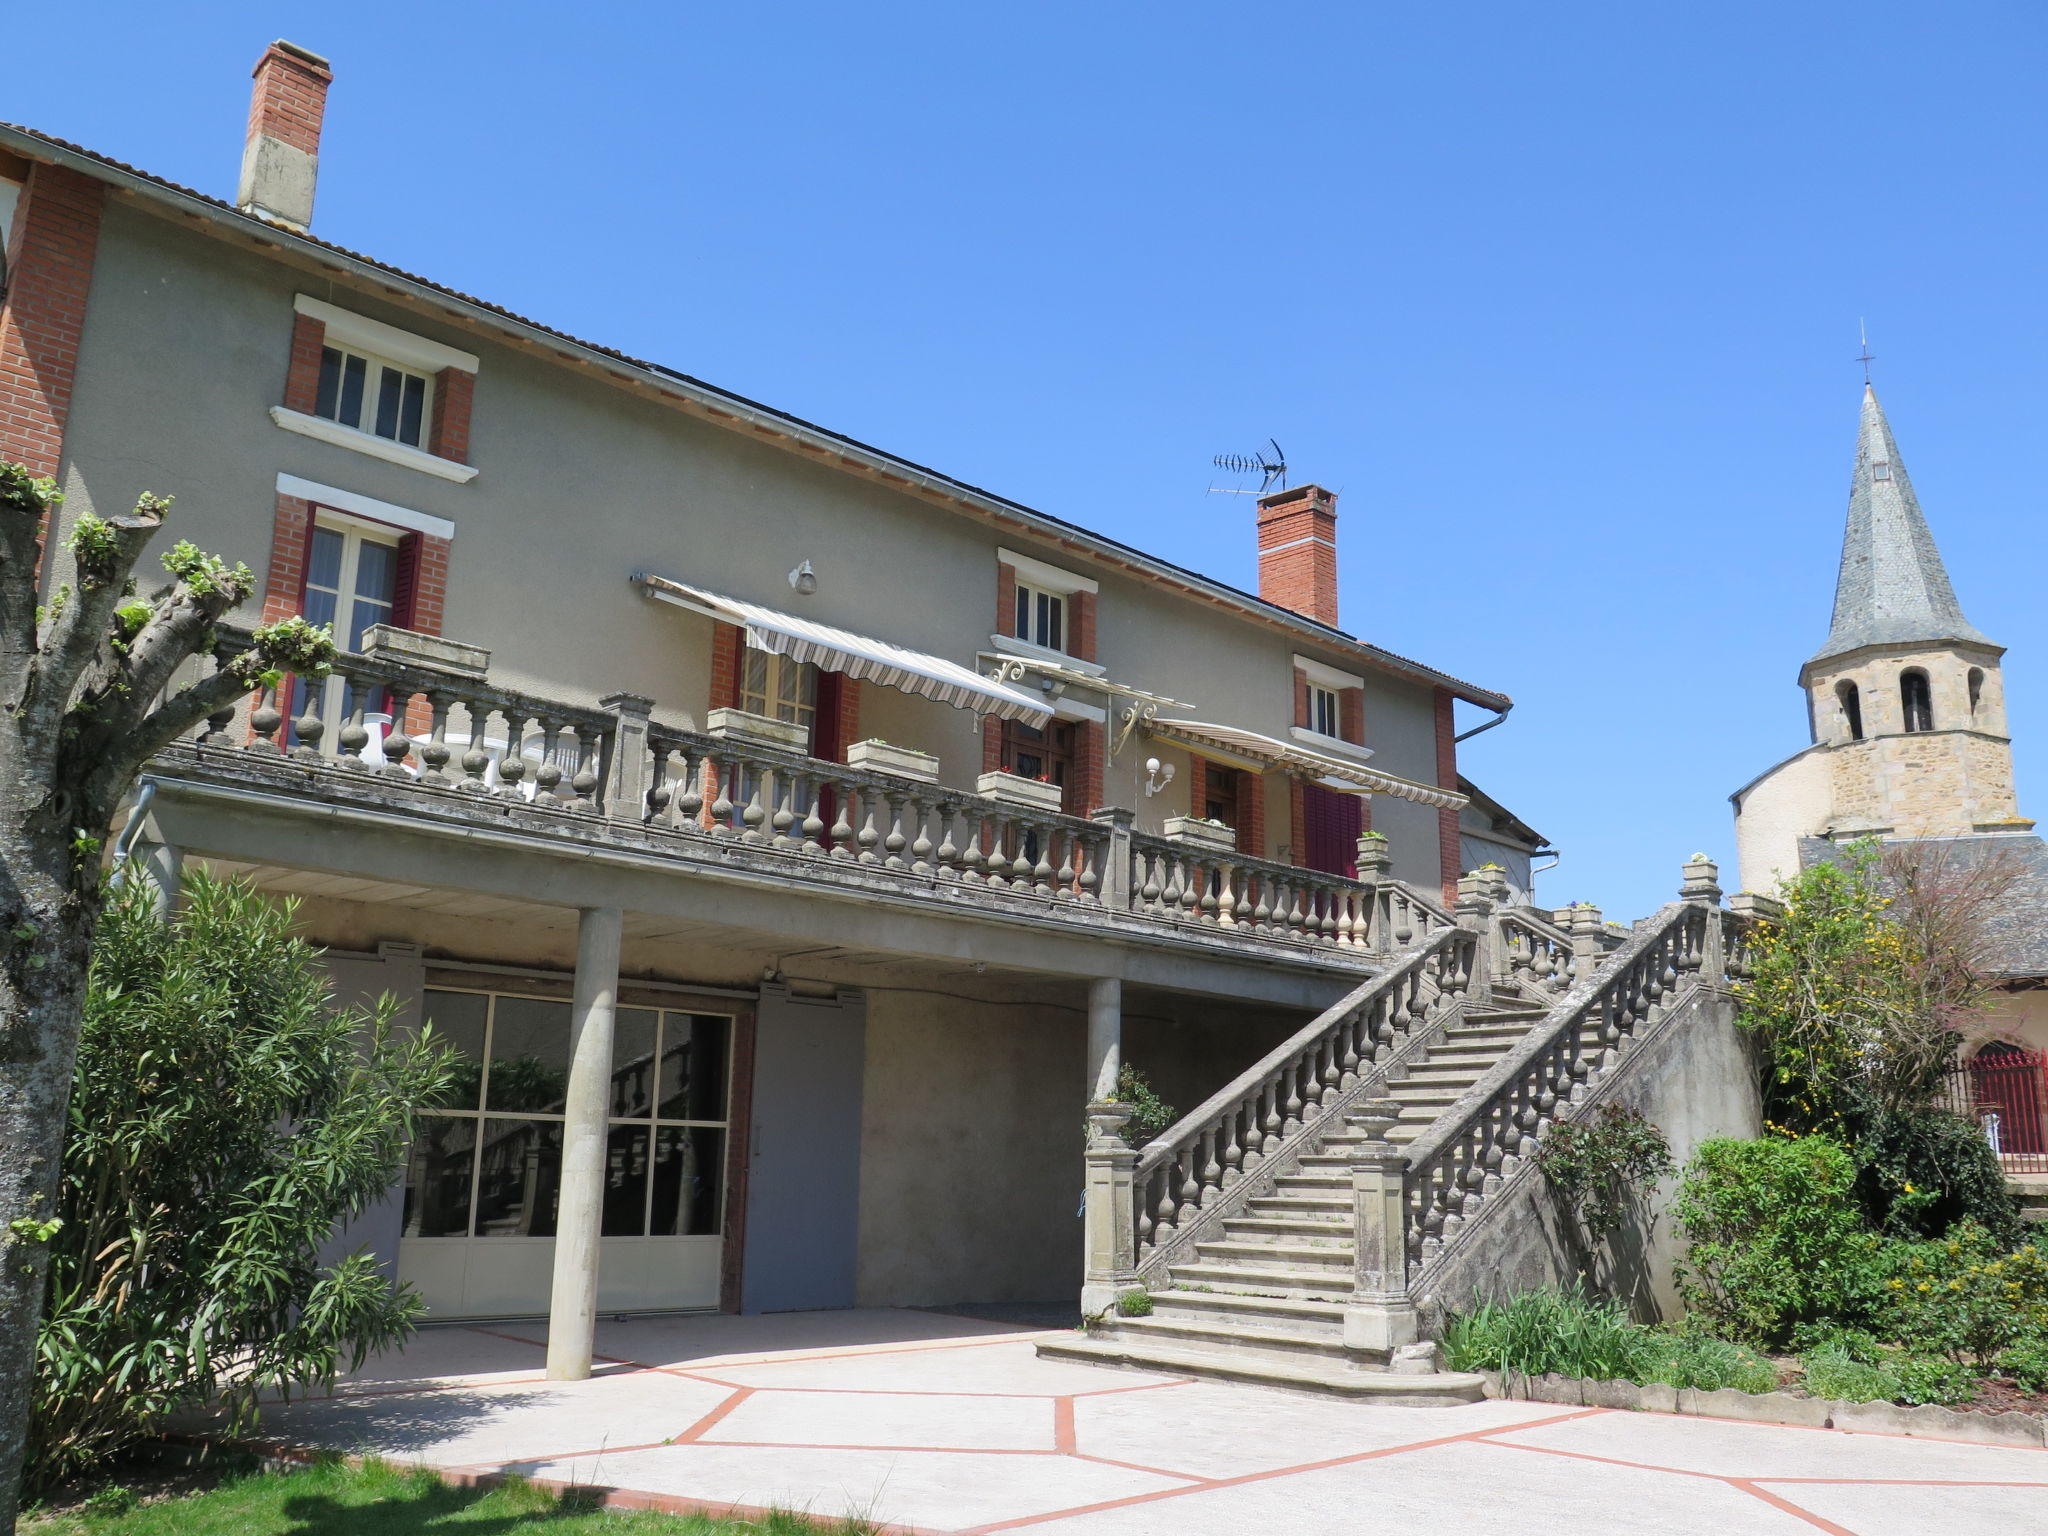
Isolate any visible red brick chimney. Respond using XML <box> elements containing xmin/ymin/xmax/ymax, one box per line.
<box><xmin>236</xmin><ymin>40</ymin><xmax>332</xmax><ymax>231</ymax></box>
<box><xmin>1256</xmin><ymin>484</ymin><xmax>1340</xmax><ymax>627</ymax></box>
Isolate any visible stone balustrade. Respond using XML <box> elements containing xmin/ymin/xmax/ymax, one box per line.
<box><xmin>1129</xmin><ymin>923</ymin><xmax>1477</xmax><ymax>1278</ymax></box>
<box><xmin>1399</xmin><ymin>871</ymin><xmax>1744</xmax><ymax>1280</ymax></box>
<box><xmin>165</xmin><ymin>631</ymin><xmax>1450</xmax><ymax>968</ymax></box>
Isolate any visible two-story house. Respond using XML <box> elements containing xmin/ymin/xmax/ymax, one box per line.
<box><xmin>0</xmin><ymin>42</ymin><xmax>1535</xmax><ymax>1374</ymax></box>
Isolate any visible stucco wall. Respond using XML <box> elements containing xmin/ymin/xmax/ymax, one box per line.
<box><xmin>855</xmin><ymin>989</ymin><xmax>1083</xmax><ymax>1306</ymax></box>
<box><xmin>1733</xmin><ymin>746</ymin><xmax>1832</xmax><ymax>896</ymax></box>
<box><xmin>53</xmin><ymin>202</ymin><xmax>1468</xmax><ymax>891</ymax></box>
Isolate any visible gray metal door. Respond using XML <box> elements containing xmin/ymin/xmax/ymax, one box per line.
<box><xmin>740</xmin><ymin>987</ymin><xmax>866</xmax><ymax>1312</ymax></box>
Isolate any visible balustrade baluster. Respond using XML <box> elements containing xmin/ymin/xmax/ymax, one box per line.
<box><xmin>855</xmin><ymin>789</ymin><xmax>881</xmax><ymax>864</ymax></box>
<box><xmin>959</xmin><ymin>812</ymin><xmax>986</xmax><ymax>882</ymax></box>
<box><xmin>1139</xmin><ymin>848</ymin><xmax>1163</xmax><ymax>910</ymax></box>
<box><xmin>378</xmin><ymin>689</ymin><xmax>416</xmax><ymax>779</ymax></box>
<box><xmin>497</xmin><ymin>713</ymin><xmax>529</xmax><ymax>798</ymax></box>
<box><xmin>336</xmin><ymin>679</ymin><xmax>372</xmax><ymax>770</ymax></box>
<box><xmin>458</xmin><ymin>704</ymin><xmax>492</xmax><ymax>793</ymax></box>
<box><xmin>740</xmin><ymin>766</ymin><xmax>768</xmax><ymax>843</ymax></box>
<box><xmin>289</xmin><ymin>686</ymin><xmax>326</xmax><ymax>764</ymax></box>
<box><xmin>569</xmin><ymin>726</ymin><xmax>601</xmax><ymax>809</ymax></box>
<box><xmin>530</xmin><ymin>718</ymin><xmax>565</xmax><ymax>800</ymax></box>
<box><xmin>826</xmin><ymin>779</ymin><xmax>855</xmax><ymax>857</ymax></box>
<box><xmin>1076</xmin><ymin>831</ymin><xmax>1101</xmax><ymax>904</ymax></box>
<box><xmin>1053</xmin><ymin>830</ymin><xmax>1075</xmax><ymax>899</ymax></box>
<box><xmin>645</xmin><ymin>741</ymin><xmax>675</xmax><ymax>823</ymax></box>
<box><xmin>909</xmin><ymin>797</ymin><xmax>935</xmax><ymax>876</ymax></box>
<box><xmin>801</xmin><ymin>775</ymin><xmax>827</xmax><ymax>854</ymax></box>
<box><xmin>707</xmin><ymin>752</ymin><xmax>736</xmax><ymax>836</ymax></box>
<box><xmin>933</xmin><ymin>802</ymin><xmax>959</xmax><ymax>876</ymax></box>
<box><xmin>245</xmin><ymin>681</ymin><xmax>285</xmax><ymax>755</ymax></box>
<box><xmin>1196</xmin><ymin>860</ymin><xmax>1218</xmax><ymax>924</ymax></box>
<box><xmin>771</xmin><ymin>770</ymin><xmax>799</xmax><ymax>849</ymax></box>
<box><xmin>417</xmin><ymin>690</ymin><xmax>454</xmax><ymax>787</ymax></box>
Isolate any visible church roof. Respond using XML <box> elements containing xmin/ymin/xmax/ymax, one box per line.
<box><xmin>1809</xmin><ymin>387</ymin><xmax>1995</xmax><ymax>666</ymax></box>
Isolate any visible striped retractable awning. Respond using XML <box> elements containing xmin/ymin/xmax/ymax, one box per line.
<box><xmin>636</xmin><ymin>573</ymin><xmax>1053</xmax><ymax>725</ymax></box>
<box><xmin>1147</xmin><ymin>719</ymin><xmax>1468</xmax><ymax>810</ymax></box>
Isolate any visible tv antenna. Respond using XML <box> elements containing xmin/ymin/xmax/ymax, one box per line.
<box><xmin>1209</xmin><ymin>438</ymin><xmax>1288</xmax><ymax>495</ymax></box>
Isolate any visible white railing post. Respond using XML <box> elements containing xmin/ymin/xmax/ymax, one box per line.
<box><xmin>1081</xmin><ymin>1102</ymin><xmax>1141</xmax><ymax>1316</ymax></box>
<box><xmin>1341</xmin><ymin>1098</ymin><xmax>1418</xmax><ymax>1355</ymax></box>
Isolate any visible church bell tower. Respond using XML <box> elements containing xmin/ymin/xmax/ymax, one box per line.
<box><xmin>1733</xmin><ymin>387</ymin><xmax>2030</xmax><ymax>890</ymax></box>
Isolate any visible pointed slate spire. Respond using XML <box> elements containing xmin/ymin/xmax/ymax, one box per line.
<box><xmin>1810</xmin><ymin>386</ymin><xmax>1994</xmax><ymax>665</ymax></box>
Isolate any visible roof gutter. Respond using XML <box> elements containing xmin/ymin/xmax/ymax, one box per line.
<box><xmin>0</xmin><ymin>122</ymin><xmax>1510</xmax><ymax>712</ymax></box>
<box><xmin>1453</xmin><ymin>700</ymin><xmax>1513</xmax><ymax>743</ymax></box>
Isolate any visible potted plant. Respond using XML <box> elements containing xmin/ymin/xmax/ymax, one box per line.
<box><xmin>977</xmin><ymin>770</ymin><xmax>1066</xmax><ymax>813</ymax></box>
<box><xmin>1163</xmin><ymin>815</ymin><xmax>1238</xmax><ymax>853</ymax></box>
<box><xmin>846</xmin><ymin>738</ymin><xmax>941</xmax><ymax>783</ymax></box>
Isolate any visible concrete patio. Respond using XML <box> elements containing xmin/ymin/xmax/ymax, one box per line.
<box><xmin>242</xmin><ymin>1309</ymin><xmax>2048</xmax><ymax>1535</ymax></box>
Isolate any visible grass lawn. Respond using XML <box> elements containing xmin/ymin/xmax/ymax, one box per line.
<box><xmin>26</xmin><ymin>1455</ymin><xmax>878</xmax><ymax>1535</ymax></box>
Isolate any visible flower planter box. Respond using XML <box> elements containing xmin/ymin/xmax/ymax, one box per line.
<box><xmin>977</xmin><ymin>771</ymin><xmax>1066</xmax><ymax>814</ymax></box>
<box><xmin>361</xmin><ymin>623</ymin><xmax>490</xmax><ymax>679</ymax></box>
<box><xmin>1163</xmin><ymin>816</ymin><xmax>1238</xmax><ymax>854</ymax></box>
<box><xmin>705</xmin><ymin>707</ymin><xmax>810</xmax><ymax>755</ymax></box>
<box><xmin>846</xmin><ymin>740</ymin><xmax>941</xmax><ymax>783</ymax></box>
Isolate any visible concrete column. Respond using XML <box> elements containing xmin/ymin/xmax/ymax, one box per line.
<box><xmin>1086</xmin><ymin>976</ymin><xmax>1122</xmax><ymax>1103</ymax></box>
<box><xmin>1080</xmin><ymin>1102</ymin><xmax>1141</xmax><ymax>1317</ymax></box>
<box><xmin>1340</xmin><ymin>1098</ymin><xmax>1419</xmax><ymax>1356</ymax></box>
<box><xmin>546</xmin><ymin>904</ymin><xmax>624</xmax><ymax>1381</ymax></box>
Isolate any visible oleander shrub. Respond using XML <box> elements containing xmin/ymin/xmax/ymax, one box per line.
<box><xmin>1671</xmin><ymin>1136</ymin><xmax>1885</xmax><ymax>1348</ymax></box>
<box><xmin>28</xmin><ymin>874</ymin><xmax>453</xmax><ymax>1495</ymax></box>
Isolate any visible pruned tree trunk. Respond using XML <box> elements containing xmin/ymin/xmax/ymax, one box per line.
<box><xmin>0</xmin><ymin>464</ymin><xmax>334</xmax><ymax>1530</ymax></box>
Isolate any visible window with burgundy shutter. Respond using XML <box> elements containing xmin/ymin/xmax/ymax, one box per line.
<box><xmin>1301</xmin><ymin>783</ymin><xmax>1362</xmax><ymax>877</ymax></box>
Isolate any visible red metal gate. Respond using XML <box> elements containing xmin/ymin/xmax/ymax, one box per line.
<box><xmin>1939</xmin><ymin>1045</ymin><xmax>2048</xmax><ymax>1173</ymax></box>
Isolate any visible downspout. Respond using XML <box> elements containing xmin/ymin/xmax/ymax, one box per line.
<box><xmin>110</xmin><ymin>777</ymin><xmax>159</xmax><ymax>867</ymax></box>
<box><xmin>1453</xmin><ymin>701</ymin><xmax>1512</xmax><ymax>744</ymax></box>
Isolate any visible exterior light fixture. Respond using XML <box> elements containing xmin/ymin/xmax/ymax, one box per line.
<box><xmin>1143</xmin><ymin>757</ymin><xmax>1176</xmax><ymax>797</ymax></box>
<box><xmin>788</xmin><ymin>560</ymin><xmax>817</xmax><ymax>596</ymax></box>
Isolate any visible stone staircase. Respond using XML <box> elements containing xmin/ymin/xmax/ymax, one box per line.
<box><xmin>1042</xmin><ymin>1001</ymin><xmax>1550</xmax><ymax>1401</ymax></box>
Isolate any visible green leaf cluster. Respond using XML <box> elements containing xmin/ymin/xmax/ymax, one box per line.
<box><xmin>1438</xmin><ymin>1288</ymin><xmax>1775</xmax><ymax>1393</ymax></box>
<box><xmin>27</xmin><ymin>873</ymin><xmax>454</xmax><ymax>1496</ymax></box>
<box><xmin>1535</xmin><ymin>1103</ymin><xmax>1673</xmax><ymax>1248</ymax></box>
<box><xmin>1112</xmin><ymin>1063</ymin><xmax>1175</xmax><ymax>1148</ymax></box>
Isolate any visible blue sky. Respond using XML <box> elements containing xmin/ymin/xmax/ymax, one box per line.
<box><xmin>14</xmin><ymin>2</ymin><xmax>2045</xmax><ymax>919</ymax></box>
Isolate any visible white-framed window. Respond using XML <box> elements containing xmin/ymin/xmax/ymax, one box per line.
<box><xmin>739</xmin><ymin>649</ymin><xmax>818</xmax><ymax>732</ymax></box>
<box><xmin>1307</xmin><ymin>683</ymin><xmax>1340</xmax><ymax>739</ymax></box>
<box><xmin>300</xmin><ymin>513</ymin><xmax>402</xmax><ymax>739</ymax></box>
<box><xmin>315</xmin><ymin>341</ymin><xmax>432</xmax><ymax>449</ymax></box>
<box><xmin>1015</xmin><ymin>580</ymin><xmax>1065</xmax><ymax>653</ymax></box>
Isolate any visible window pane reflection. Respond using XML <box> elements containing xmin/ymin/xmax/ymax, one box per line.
<box><xmin>651</xmin><ymin>1125</ymin><xmax>724</xmax><ymax>1236</ymax></box>
<box><xmin>487</xmin><ymin>996</ymin><xmax>571</xmax><ymax>1112</ymax></box>
<box><xmin>474</xmin><ymin>1118</ymin><xmax>562</xmax><ymax>1236</ymax></box>
<box><xmin>658</xmin><ymin>1013</ymin><xmax>730</xmax><ymax>1122</ymax></box>
<box><xmin>421</xmin><ymin>990</ymin><xmax>488</xmax><ymax>1110</ymax></box>
<box><xmin>611</xmin><ymin>1008</ymin><xmax>658</xmax><ymax>1119</ymax></box>
<box><xmin>403</xmin><ymin>1117</ymin><xmax>476</xmax><ymax>1237</ymax></box>
<box><xmin>603</xmin><ymin>1123</ymin><xmax>650</xmax><ymax>1236</ymax></box>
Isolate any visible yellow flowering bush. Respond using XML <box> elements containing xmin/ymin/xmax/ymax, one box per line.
<box><xmin>1882</xmin><ymin>1222</ymin><xmax>2048</xmax><ymax>1368</ymax></box>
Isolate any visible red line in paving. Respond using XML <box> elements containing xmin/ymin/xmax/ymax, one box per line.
<box><xmin>955</xmin><ymin>1407</ymin><xmax>1607</xmax><ymax>1533</ymax></box>
<box><xmin>1725</xmin><ymin>1479</ymin><xmax>1860</xmax><ymax>1536</ymax></box>
<box><xmin>1052</xmin><ymin>1397</ymin><xmax>1076</xmax><ymax>1455</ymax></box>
<box><xmin>1480</xmin><ymin>1435</ymin><xmax>2048</xmax><ymax>1487</ymax></box>
<box><xmin>673</xmin><ymin>1384</ymin><xmax>756</xmax><ymax>1443</ymax></box>
<box><xmin>1064</xmin><ymin>1378</ymin><xmax>1196</xmax><ymax>1399</ymax></box>
<box><xmin>1758</xmin><ymin>1476</ymin><xmax>2048</xmax><ymax>1486</ymax></box>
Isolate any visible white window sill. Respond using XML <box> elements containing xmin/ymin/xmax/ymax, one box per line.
<box><xmin>1290</xmin><ymin>725</ymin><xmax>1374</xmax><ymax>761</ymax></box>
<box><xmin>988</xmin><ymin>633</ymin><xmax>1106</xmax><ymax>677</ymax></box>
<box><xmin>270</xmin><ymin>407</ymin><xmax>479</xmax><ymax>483</ymax></box>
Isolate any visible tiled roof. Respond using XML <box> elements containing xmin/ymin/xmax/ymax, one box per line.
<box><xmin>1797</xmin><ymin>833</ymin><xmax>2048</xmax><ymax>978</ymax></box>
<box><xmin>1810</xmin><ymin>387</ymin><xmax>1995</xmax><ymax>666</ymax></box>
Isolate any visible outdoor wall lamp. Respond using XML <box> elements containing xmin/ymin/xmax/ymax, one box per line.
<box><xmin>1143</xmin><ymin>757</ymin><xmax>1175</xmax><ymax>797</ymax></box>
<box><xmin>788</xmin><ymin>559</ymin><xmax>817</xmax><ymax>596</ymax></box>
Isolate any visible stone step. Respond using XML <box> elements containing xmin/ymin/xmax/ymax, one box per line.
<box><xmin>1220</xmin><ymin>1213</ymin><xmax>1351</xmax><ymax>1242</ymax></box>
<box><xmin>1144</xmin><ymin>1288</ymin><xmax>1350</xmax><ymax>1336</ymax></box>
<box><xmin>1168</xmin><ymin>1260</ymin><xmax>1355</xmax><ymax>1298</ymax></box>
<box><xmin>1035</xmin><ymin>1334</ymin><xmax>1486</xmax><ymax>1406</ymax></box>
<box><xmin>1105</xmin><ymin>1312</ymin><xmax>1349</xmax><ymax>1363</ymax></box>
<box><xmin>1273</xmin><ymin>1172</ymin><xmax>1352</xmax><ymax>1191</ymax></box>
<box><xmin>1194</xmin><ymin>1238</ymin><xmax>1354</xmax><ymax>1270</ymax></box>
<box><xmin>1245</xmin><ymin>1193</ymin><xmax>1350</xmax><ymax>1217</ymax></box>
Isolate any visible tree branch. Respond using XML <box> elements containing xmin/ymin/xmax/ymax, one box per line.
<box><xmin>0</xmin><ymin>466</ymin><xmax>61</xmax><ymax>698</ymax></box>
<box><xmin>27</xmin><ymin>504</ymin><xmax>169</xmax><ymax>740</ymax></box>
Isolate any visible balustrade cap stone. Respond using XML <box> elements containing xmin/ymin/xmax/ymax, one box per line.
<box><xmin>360</xmin><ymin>624</ymin><xmax>490</xmax><ymax>679</ymax></box>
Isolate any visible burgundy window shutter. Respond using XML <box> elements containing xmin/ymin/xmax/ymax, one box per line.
<box><xmin>391</xmin><ymin>531</ymin><xmax>424</xmax><ymax>630</ymax></box>
<box><xmin>1301</xmin><ymin>784</ymin><xmax>1362</xmax><ymax>878</ymax></box>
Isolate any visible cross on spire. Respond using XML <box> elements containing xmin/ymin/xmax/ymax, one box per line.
<box><xmin>1857</xmin><ymin>320</ymin><xmax>1875</xmax><ymax>386</ymax></box>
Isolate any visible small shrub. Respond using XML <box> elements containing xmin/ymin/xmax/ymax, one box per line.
<box><xmin>83</xmin><ymin>1484</ymin><xmax>137</xmax><ymax>1516</ymax></box>
<box><xmin>1635</xmin><ymin>1331</ymin><xmax>1778</xmax><ymax>1394</ymax></box>
<box><xmin>1671</xmin><ymin>1136</ymin><xmax>1884</xmax><ymax>1348</ymax></box>
<box><xmin>1882</xmin><ymin>1221</ymin><xmax>2048</xmax><ymax>1368</ymax></box>
<box><xmin>1892</xmin><ymin>1355</ymin><xmax>1978</xmax><ymax>1406</ymax></box>
<box><xmin>1536</xmin><ymin>1104</ymin><xmax>1674</xmax><ymax>1250</ymax></box>
<box><xmin>1851</xmin><ymin>1103</ymin><xmax>2021</xmax><ymax>1243</ymax></box>
<box><xmin>1801</xmin><ymin>1351</ymin><xmax>1902</xmax><ymax>1403</ymax></box>
<box><xmin>1116</xmin><ymin>1290</ymin><xmax>1153</xmax><ymax>1317</ymax></box>
<box><xmin>1997</xmin><ymin>1335</ymin><xmax>2048</xmax><ymax>1392</ymax></box>
<box><xmin>1439</xmin><ymin>1289</ymin><xmax>1648</xmax><ymax>1380</ymax></box>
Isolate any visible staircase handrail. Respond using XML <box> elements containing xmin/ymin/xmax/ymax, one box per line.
<box><xmin>1398</xmin><ymin>898</ymin><xmax>1721</xmax><ymax>1270</ymax></box>
<box><xmin>1129</xmin><ymin>923</ymin><xmax>1475</xmax><ymax>1270</ymax></box>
